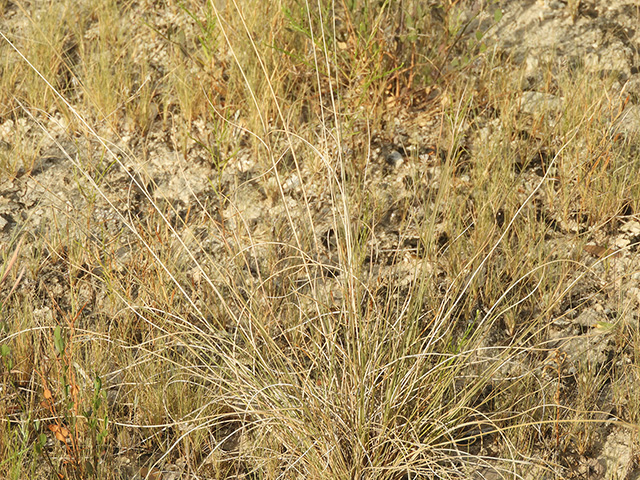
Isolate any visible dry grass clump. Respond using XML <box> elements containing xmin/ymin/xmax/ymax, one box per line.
<box><xmin>1</xmin><ymin>1</ymin><xmax>639</xmax><ymax>479</ymax></box>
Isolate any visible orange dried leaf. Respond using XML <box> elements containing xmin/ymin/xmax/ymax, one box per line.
<box><xmin>48</xmin><ymin>424</ymin><xmax>70</xmax><ymax>443</ymax></box>
<box><xmin>43</xmin><ymin>388</ymin><xmax>53</xmax><ymax>400</ymax></box>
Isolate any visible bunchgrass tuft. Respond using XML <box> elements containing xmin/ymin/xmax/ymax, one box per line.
<box><xmin>1</xmin><ymin>1</ymin><xmax>639</xmax><ymax>479</ymax></box>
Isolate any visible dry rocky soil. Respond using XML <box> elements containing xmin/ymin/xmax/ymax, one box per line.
<box><xmin>2</xmin><ymin>0</ymin><xmax>640</xmax><ymax>479</ymax></box>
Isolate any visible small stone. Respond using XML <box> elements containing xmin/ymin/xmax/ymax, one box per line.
<box><xmin>385</xmin><ymin>150</ymin><xmax>404</xmax><ymax>168</ymax></box>
<box><xmin>615</xmin><ymin>105</ymin><xmax>640</xmax><ymax>137</ymax></box>
<box><xmin>283</xmin><ymin>174</ymin><xmax>300</xmax><ymax>193</ymax></box>
<box><xmin>621</xmin><ymin>220</ymin><xmax>640</xmax><ymax>235</ymax></box>
<box><xmin>519</xmin><ymin>91</ymin><xmax>562</xmax><ymax>116</ymax></box>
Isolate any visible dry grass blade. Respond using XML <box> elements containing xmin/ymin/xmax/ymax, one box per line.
<box><xmin>0</xmin><ymin>236</ymin><xmax>23</xmax><ymax>286</ymax></box>
<box><xmin>1</xmin><ymin>1</ymin><xmax>639</xmax><ymax>479</ymax></box>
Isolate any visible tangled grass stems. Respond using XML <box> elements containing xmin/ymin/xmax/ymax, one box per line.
<box><xmin>1</xmin><ymin>1</ymin><xmax>639</xmax><ymax>479</ymax></box>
